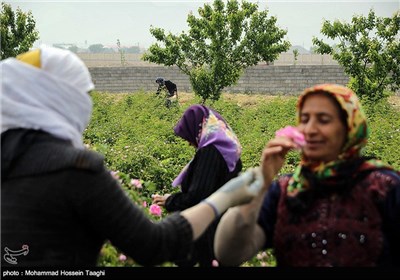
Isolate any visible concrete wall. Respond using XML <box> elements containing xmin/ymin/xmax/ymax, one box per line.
<box><xmin>78</xmin><ymin>53</ymin><xmax>338</xmax><ymax>67</ymax></box>
<box><xmin>89</xmin><ymin>65</ymin><xmax>349</xmax><ymax>94</ymax></box>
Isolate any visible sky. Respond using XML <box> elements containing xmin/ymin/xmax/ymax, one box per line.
<box><xmin>6</xmin><ymin>0</ymin><xmax>400</xmax><ymax>51</ymax></box>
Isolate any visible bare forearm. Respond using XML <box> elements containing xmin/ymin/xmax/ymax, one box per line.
<box><xmin>181</xmin><ymin>203</ymin><xmax>215</xmax><ymax>240</ymax></box>
<box><xmin>182</xmin><ymin>168</ymin><xmax>265</xmax><ymax>242</ymax></box>
<box><xmin>214</xmin><ymin>205</ymin><xmax>266</xmax><ymax>266</ymax></box>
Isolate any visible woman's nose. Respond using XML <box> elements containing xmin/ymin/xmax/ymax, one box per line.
<box><xmin>303</xmin><ymin>119</ymin><xmax>318</xmax><ymax>134</ymax></box>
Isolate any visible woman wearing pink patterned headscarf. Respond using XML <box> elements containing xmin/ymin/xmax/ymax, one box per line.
<box><xmin>152</xmin><ymin>104</ymin><xmax>242</xmax><ymax>267</ymax></box>
<box><xmin>215</xmin><ymin>84</ymin><xmax>400</xmax><ymax>267</ymax></box>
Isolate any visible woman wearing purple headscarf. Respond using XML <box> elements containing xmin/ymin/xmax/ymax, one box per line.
<box><xmin>152</xmin><ymin>104</ymin><xmax>243</xmax><ymax>267</ymax></box>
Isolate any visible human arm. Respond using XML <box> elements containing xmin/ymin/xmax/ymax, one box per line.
<box><xmin>184</xmin><ymin>167</ymin><xmax>261</xmax><ymax>239</ymax></box>
<box><xmin>156</xmin><ymin>85</ymin><xmax>162</xmax><ymax>94</ymax></box>
<box><xmin>70</xmin><ymin>168</ymin><xmax>193</xmax><ymax>265</ymax></box>
<box><xmin>214</xmin><ymin>195</ymin><xmax>267</xmax><ymax>266</ymax></box>
<box><xmin>72</xmin><ymin>165</ymin><xmax>259</xmax><ymax>266</ymax></box>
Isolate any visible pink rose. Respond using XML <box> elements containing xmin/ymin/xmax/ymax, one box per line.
<box><xmin>118</xmin><ymin>254</ymin><xmax>127</xmax><ymax>261</ymax></box>
<box><xmin>275</xmin><ymin>126</ymin><xmax>306</xmax><ymax>147</ymax></box>
<box><xmin>149</xmin><ymin>204</ymin><xmax>162</xmax><ymax>216</ymax></box>
<box><xmin>110</xmin><ymin>171</ymin><xmax>120</xmax><ymax>180</ymax></box>
<box><xmin>130</xmin><ymin>179</ymin><xmax>142</xmax><ymax>189</ymax></box>
<box><xmin>212</xmin><ymin>259</ymin><xmax>219</xmax><ymax>267</ymax></box>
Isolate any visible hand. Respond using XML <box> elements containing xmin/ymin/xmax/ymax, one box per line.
<box><xmin>217</xmin><ymin>168</ymin><xmax>262</xmax><ymax>197</ymax></box>
<box><xmin>151</xmin><ymin>193</ymin><xmax>171</xmax><ymax>207</ymax></box>
<box><xmin>203</xmin><ymin>168</ymin><xmax>263</xmax><ymax>217</ymax></box>
<box><xmin>260</xmin><ymin>136</ymin><xmax>298</xmax><ymax>184</ymax></box>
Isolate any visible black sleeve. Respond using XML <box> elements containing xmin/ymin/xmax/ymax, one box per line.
<box><xmin>165</xmin><ymin>145</ymin><xmax>231</xmax><ymax>212</ymax></box>
<box><xmin>70</xmin><ymin>167</ymin><xmax>193</xmax><ymax>266</ymax></box>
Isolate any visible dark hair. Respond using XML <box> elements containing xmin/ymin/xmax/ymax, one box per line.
<box><xmin>155</xmin><ymin>77</ymin><xmax>164</xmax><ymax>84</ymax></box>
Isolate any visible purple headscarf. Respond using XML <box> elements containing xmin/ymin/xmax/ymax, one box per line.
<box><xmin>172</xmin><ymin>105</ymin><xmax>242</xmax><ymax>187</ymax></box>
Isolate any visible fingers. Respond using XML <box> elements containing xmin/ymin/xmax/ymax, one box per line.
<box><xmin>247</xmin><ymin>177</ymin><xmax>264</xmax><ymax>195</ymax></box>
<box><xmin>151</xmin><ymin>194</ymin><xmax>163</xmax><ymax>204</ymax></box>
<box><xmin>261</xmin><ymin>146</ymin><xmax>283</xmax><ymax>159</ymax></box>
<box><xmin>266</xmin><ymin>137</ymin><xmax>298</xmax><ymax>151</ymax></box>
<box><xmin>259</xmin><ymin>137</ymin><xmax>297</xmax><ymax>184</ymax></box>
<box><xmin>237</xmin><ymin>168</ymin><xmax>256</xmax><ymax>185</ymax></box>
<box><xmin>260</xmin><ymin>136</ymin><xmax>298</xmax><ymax>164</ymax></box>
<box><xmin>151</xmin><ymin>194</ymin><xmax>170</xmax><ymax>207</ymax></box>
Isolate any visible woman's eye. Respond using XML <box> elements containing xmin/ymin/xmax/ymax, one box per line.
<box><xmin>319</xmin><ymin>117</ymin><xmax>331</xmax><ymax>124</ymax></box>
<box><xmin>300</xmin><ymin>117</ymin><xmax>308</xmax><ymax>124</ymax></box>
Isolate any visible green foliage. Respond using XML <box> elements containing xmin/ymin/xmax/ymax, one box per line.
<box><xmin>88</xmin><ymin>43</ymin><xmax>105</xmax><ymax>53</ymax></box>
<box><xmin>242</xmin><ymin>249</ymin><xmax>277</xmax><ymax>267</ymax></box>
<box><xmin>142</xmin><ymin>0</ymin><xmax>290</xmax><ymax>103</ymax></box>
<box><xmin>293</xmin><ymin>49</ymin><xmax>299</xmax><ymax>65</ymax></box>
<box><xmin>85</xmin><ymin>92</ymin><xmax>192</xmax><ymax>190</ymax></box>
<box><xmin>86</xmin><ymin>91</ymin><xmax>399</xmax><ymax>267</ymax></box>
<box><xmin>68</xmin><ymin>45</ymin><xmax>78</xmax><ymax>53</ymax></box>
<box><xmin>0</xmin><ymin>2</ymin><xmax>39</xmax><ymax>59</ymax></box>
<box><xmin>98</xmin><ymin>241</ymin><xmax>139</xmax><ymax>267</ymax></box>
<box><xmin>361</xmin><ymin>97</ymin><xmax>400</xmax><ymax>167</ymax></box>
<box><xmin>312</xmin><ymin>9</ymin><xmax>400</xmax><ymax>101</ymax></box>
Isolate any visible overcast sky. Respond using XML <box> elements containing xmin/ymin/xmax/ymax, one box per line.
<box><xmin>7</xmin><ymin>0</ymin><xmax>399</xmax><ymax>50</ymax></box>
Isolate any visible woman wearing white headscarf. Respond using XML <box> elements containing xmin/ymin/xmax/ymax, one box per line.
<box><xmin>1</xmin><ymin>46</ymin><xmax>262</xmax><ymax>266</ymax></box>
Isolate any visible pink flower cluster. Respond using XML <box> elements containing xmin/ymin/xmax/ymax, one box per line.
<box><xmin>130</xmin><ymin>179</ymin><xmax>142</xmax><ymax>189</ymax></box>
<box><xmin>149</xmin><ymin>204</ymin><xmax>162</xmax><ymax>216</ymax></box>
<box><xmin>275</xmin><ymin>126</ymin><xmax>306</xmax><ymax>147</ymax></box>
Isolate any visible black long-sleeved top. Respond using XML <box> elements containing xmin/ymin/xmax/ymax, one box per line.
<box><xmin>157</xmin><ymin>80</ymin><xmax>177</xmax><ymax>97</ymax></box>
<box><xmin>1</xmin><ymin>129</ymin><xmax>192</xmax><ymax>267</ymax></box>
<box><xmin>165</xmin><ymin>144</ymin><xmax>242</xmax><ymax>266</ymax></box>
<box><xmin>164</xmin><ymin>80</ymin><xmax>177</xmax><ymax>94</ymax></box>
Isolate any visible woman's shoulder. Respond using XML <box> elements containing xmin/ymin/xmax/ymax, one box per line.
<box><xmin>360</xmin><ymin>169</ymin><xmax>400</xmax><ymax>201</ymax></box>
<box><xmin>366</xmin><ymin>169</ymin><xmax>400</xmax><ymax>185</ymax></box>
<box><xmin>196</xmin><ymin>144</ymin><xmax>224</xmax><ymax>159</ymax></box>
<box><xmin>379</xmin><ymin>169</ymin><xmax>400</xmax><ymax>179</ymax></box>
<box><xmin>197</xmin><ymin>144</ymin><xmax>219</xmax><ymax>152</ymax></box>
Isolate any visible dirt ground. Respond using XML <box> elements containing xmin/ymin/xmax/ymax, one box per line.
<box><xmin>98</xmin><ymin>91</ymin><xmax>400</xmax><ymax>111</ymax></box>
<box><xmin>177</xmin><ymin>92</ymin><xmax>400</xmax><ymax>111</ymax></box>
<box><xmin>389</xmin><ymin>95</ymin><xmax>400</xmax><ymax>110</ymax></box>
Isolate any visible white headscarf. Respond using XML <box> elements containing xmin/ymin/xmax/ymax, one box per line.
<box><xmin>0</xmin><ymin>46</ymin><xmax>94</xmax><ymax>148</ymax></box>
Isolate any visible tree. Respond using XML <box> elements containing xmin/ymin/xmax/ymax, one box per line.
<box><xmin>142</xmin><ymin>0</ymin><xmax>290</xmax><ymax>102</ymax></box>
<box><xmin>125</xmin><ymin>46</ymin><xmax>140</xmax><ymax>54</ymax></box>
<box><xmin>68</xmin><ymin>45</ymin><xmax>78</xmax><ymax>53</ymax></box>
<box><xmin>293</xmin><ymin>49</ymin><xmax>299</xmax><ymax>65</ymax></box>
<box><xmin>0</xmin><ymin>2</ymin><xmax>39</xmax><ymax>59</ymax></box>
<box><xmin>312</xmin><ymin>9</ymin><xmax>400</xmax><ymax>101</ymax></box>
<box><xmin>88</xmin><ymin>44</ymin><xmax>105</xmax><ymax>53</ymax></box>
